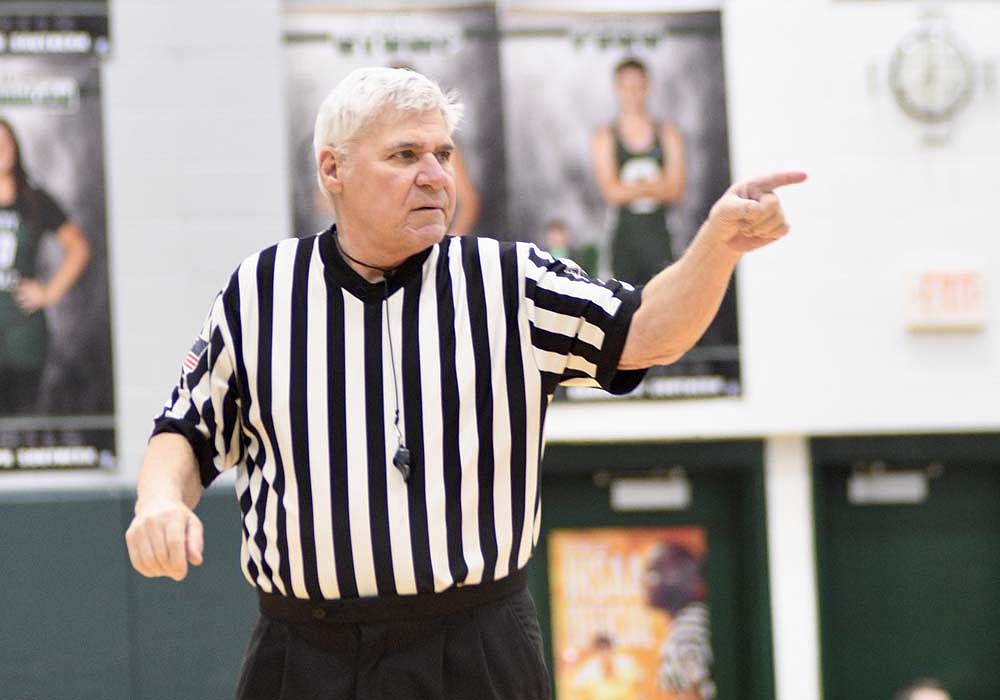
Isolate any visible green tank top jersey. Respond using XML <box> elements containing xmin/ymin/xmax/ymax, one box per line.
<box><xmin>0</xmin><ymin>186</ymin><xmax>66</xmax><ymax>368</ymax></box>
<box><xmin>611</xmin><ymin>124</ymin><xmax>673</xmax><ymax>286</ymax></box>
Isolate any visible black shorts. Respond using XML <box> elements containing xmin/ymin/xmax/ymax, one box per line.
<box><xmin>237</xmin><ymin>584</ymin><xmax>551</xmax><ymax>700</ymax></box>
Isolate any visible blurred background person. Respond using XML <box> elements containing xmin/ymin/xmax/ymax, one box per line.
<box><xmin>895</xmin><ymin>678</ymin><xmax>952</xmax><ymax>700</ymax></box>
<box><xmin>591</xmin><ymin>57</ymin><xmax>685</xmax><ymax>285</ymax></box>
<box><xmin>542</xmin><ymin>218</ymin><xmax>598</xmax><ymax>277</ymax></box>
<box><xmin>644</xmin><ymin>541</ymin><xmax>714</xmax><ymax>700</ymax></box>
<box><xmin>446</xmin><ymin>147</ymin><xmax>481</xmax><ymax>235</ymax></box>
<box><xmin>0</xmin><ymin>117</ymin><xmax>91</xmax><ymax>415</ymax></box>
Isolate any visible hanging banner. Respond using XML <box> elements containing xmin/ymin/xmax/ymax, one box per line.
<box><xmin>0</xmin><ymin>33</ymin><xmax>114</xmax><ymax>472</ymax></box>
<box><xmin>283</xmin><ymin>2</ymin><xmax>739</xmax><ymax>401</ymax></box>
<box><xmin>283</xmin><ymin>1</ymin><xmax>507</xmax><ymax>240</ymax></box>
<box><xmin>0</xmin><ymin>1</ymin><xmax>110</xmax><ymax>56</ymax></box>
<box><xmin>549</xmin><ymin>526</ymin><xmax>715</xmax><ymax>700</ymax></box>
<box><xmin>500</xmin><ymin>7</ymin><xmax>739</xmax><ymax>400</ymax></box>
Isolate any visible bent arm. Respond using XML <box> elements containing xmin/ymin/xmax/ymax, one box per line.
<box><xmin>14</xmin><ymin>221</ymin><xmax>91</xmax><ymax>312</ymax></box>
<box><xmin>618</xmin><ymin>221</ymin><xmax>739</xmax><ymax>369</ymax></box>
<box><xmin>449</xmin><ymin>149</ymin><xmax>481</xmax><ymax>236</ymax></box>
<box><xmin>643</xmin><ymin>123</ymin><xmax>686</xmax><ymax>205</ymax></box>
<box><xmin>125</xmin><ymin>433</ymin><xmax>205</xmax><ymax>580</ymax></box>
<box><xmin>46</xmin><ymin>221</ymin><xmax>91</xmax><ymax>303</ymax></box>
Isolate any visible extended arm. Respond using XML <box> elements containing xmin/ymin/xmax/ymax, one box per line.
<box><xmin>125</xmin><ymin>433</ymin><xmax>205</xmax><ymax>581</ymax></box>
<box><xmin>619</xmin><ymin>171</ymin><xmax>807</xmax><ymax>369</ymax></box>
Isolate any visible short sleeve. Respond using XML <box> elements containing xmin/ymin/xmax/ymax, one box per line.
<box><xmin>520</xmin><ymin>243</ymin><xmax>646</xmax><ymax>395</ymax></box>
<box><xmin>151</xmin><ymin>290</ymin><xmax>243</xmax><ymax>487</ymax></box>
<box><xmin>33</xmin><ymin>188</ymin><xmax>68</xmax><ymax>234</ymax></box>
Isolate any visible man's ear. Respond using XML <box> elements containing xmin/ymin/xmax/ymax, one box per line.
<box><xmin>317</xmin><ymin>145</ymin><xmax>344</xmax><ymax>195</ymax></box>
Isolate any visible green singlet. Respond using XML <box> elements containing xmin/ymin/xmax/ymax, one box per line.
<box><xmin>610</xmin><ymin>124</ymin><xmax>674</xmax><ymax>286</ymax></box>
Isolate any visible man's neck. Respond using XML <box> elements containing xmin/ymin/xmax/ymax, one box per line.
<box><xmin>334</xmin><ymin>229</ymin><xmax>399</xmax><ymax>283</ymax></box>
<box><xmin>619</xmin><ymin>108</ymin><xmax>650</xmax><ymax>124</ymax></box>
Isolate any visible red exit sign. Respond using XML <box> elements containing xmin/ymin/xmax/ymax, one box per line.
<box><xmin>906</xmin><ymin>268</ymin><xmax>986</xmax><ymax>331</ymax></box>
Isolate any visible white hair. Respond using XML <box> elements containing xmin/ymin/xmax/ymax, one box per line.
<box><xmin>312</xmin><ymin>66</ymin><xmax>464</xmax><ymax>165</ymax></box>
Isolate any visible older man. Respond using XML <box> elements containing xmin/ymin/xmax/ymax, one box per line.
<box><xmin>125</xmin><ymin>67</ymin><xmax>804</xmax><ymax>700</ymax></box>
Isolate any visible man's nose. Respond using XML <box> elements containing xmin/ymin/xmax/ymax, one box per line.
<box><xmin>415</xmin><ymin>153</ymin><xmax>449</xmax><ymax>189</ymax></box>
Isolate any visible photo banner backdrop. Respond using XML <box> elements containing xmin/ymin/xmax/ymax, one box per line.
<box><xmin>0</xmin><ymin>3</ymin><xmax>114</xmax><ymax>472</ymax></box>
<box><xmin>283</xmin><ymin>2</ymin><xmax>739</xmax><ymax>401</ymax></box>
<box><xmin>548</xmin><ymin>526</ymin><xmax>715</xmax><ymax>700</ymax></box>
<box><xmin>500</xmin><ymin>7</ymin><xmax>739</xmax><ymax>400</ymax></box>
<box><xmin>284</xmin><ymin>1</ymin><xmax>507</xmax><ymax>240</ymax></box>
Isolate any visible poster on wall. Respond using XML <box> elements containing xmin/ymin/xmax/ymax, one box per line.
<box><xmin>283</xmin><ymin>1</ymin><xmax>739</xmax><ymax>402</ymax></box>
<box><xmin>500</xmin><ymin>4</ymin><xmax>739</xmax><ymax>400</ymax></box>
<box><xmin>0</xmin><ymin>1</ymin><xmax>110</xmax><ymax>56</ymax></box>
<box><xmin>548</xmin><ymin>526</ymin><xmax>715</xmax><ymax>700</ymax></box>
<box><xmin>283</xmin><ymin>0</ymin><xmax>507</xmax><ymax>240</ymax></box>
<box><xmin>0</xmin><ymin>2</ymin><xmax>114</xmax><ymax>472</ymax></box>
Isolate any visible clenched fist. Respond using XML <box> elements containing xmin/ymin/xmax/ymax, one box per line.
<box><xmin>125</xmin><ymin>498</ymin><xmax>204</xmax><ymax>581</ymax></box>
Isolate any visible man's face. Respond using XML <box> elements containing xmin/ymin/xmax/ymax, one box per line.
<box><xmin>328</xmin><ymin>108</ymin><xmax>456</xmax><ymax>259</ymax></box>
<box><xmin>615</xmin><ymin>67</ymin><xmax>649</xmax><ymax>112</ymax></box>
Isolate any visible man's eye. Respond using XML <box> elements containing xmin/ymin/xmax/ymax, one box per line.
<box><xmin>394</xmin><ymin>150</ymin><xmax>416</xmax><ymax>160</ymax></box>
<box><xmin>436</xmin><ymin>150</ymin><xmax>453</xmax><ymax>164</ymax></box>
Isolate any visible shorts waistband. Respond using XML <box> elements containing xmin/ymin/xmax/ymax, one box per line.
<box><xmin>257</xmin><ymin>569</ymin><xmax>527</xmax><ymax>625</ymax></box>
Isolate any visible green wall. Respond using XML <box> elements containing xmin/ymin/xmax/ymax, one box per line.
<box><xmin>1</xmin><ymin>488</ymin><xmax>257</xmax><ymax>700</ymax></box>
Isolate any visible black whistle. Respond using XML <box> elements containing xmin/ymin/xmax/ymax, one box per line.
<box><xmin>393</xmin><ymin>446</ymin><xmax>411</xmax><ymax>481</ymax></box>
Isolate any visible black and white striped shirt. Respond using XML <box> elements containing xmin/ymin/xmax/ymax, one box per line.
<box><xmin>154</xmin><ymin>230</ymin><xmax>644</xmax><ymax>600</ymax></box>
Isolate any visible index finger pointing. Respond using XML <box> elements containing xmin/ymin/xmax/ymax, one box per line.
<box><xmin>746</xmin><ymin>171</ymin><xmax>808</xmax><ymax>198</ymax></box>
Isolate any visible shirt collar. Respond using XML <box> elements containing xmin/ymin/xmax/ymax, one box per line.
<box><xmin>317</xmin><ymin>224</ymin><xmax>434</xmax><ymax>303</ymax></box>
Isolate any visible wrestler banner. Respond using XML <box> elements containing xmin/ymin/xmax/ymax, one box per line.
<box><xmin>500</xmin><ymin>6</ymin><xmax>739</xmax><ymax>400</ymax></box>
<box><xmin>548</xmin><ymin>526</ymin><xmax>715</xmax><ymax>700</ymax></box>
<box><xmin>0</xmin><ymin>5</ymin><xmax>115</xmax><ymax>472</ymax></box>
<box><xmin>282</xmin><ymin>2</ymin><xmax>740</xmax><ymax>401</ymax></box>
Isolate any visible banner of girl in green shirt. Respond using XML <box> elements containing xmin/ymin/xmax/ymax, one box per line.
<box><xmin>0</xmin><ymin>1</ymin><xmax>114</xmax><ymax>472</ymax></box>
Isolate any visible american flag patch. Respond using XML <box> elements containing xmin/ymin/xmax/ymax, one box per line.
<box><xmin>183</xmin><ymin>337</ymin><xmax>208</xmax><ymax>373</ymax></box>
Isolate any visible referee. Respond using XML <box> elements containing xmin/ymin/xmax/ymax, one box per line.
<box><xmin>125</xmin><ymin>67</ymin><xmax>804</xmax><ymax>700</ymax></box>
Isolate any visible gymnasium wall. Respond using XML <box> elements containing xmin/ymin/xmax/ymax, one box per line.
<box><xmin>548</xmin><ymin>0</ymin><xmax>1000</xmax><ymax>441</ymax></box>
<box><xmin>0</xmin><ymin>0</ymin><xmax>993</xmax><ymax>490</ymax></box>
<box><xmin>2</xmin><ymin>2</ymin><xmax>999</xmax><ymax>700</ymax></box>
